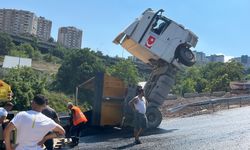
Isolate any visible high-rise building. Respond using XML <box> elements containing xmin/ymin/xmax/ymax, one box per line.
<box><xmin>233</xmin><ymin>55</ymin><xmax>250</xmax><ymax>68</ymax></box>
<box><xmin>241</xmin><ymin>55</ymin><xmax>248</xmax><ymax>64</ymax></box>
<box><xmin>37</xmin><ymin>17</ymin><xmax>52</xmax><ymax>41</ymax></box>
<box><xmin>206</xmin><ymin>54</ymin><xmax>224</xmax><ymax>63</ymax></box>
<box><xmin>57</xmin><ymin>26</ymin><xmax>82</xmax><ymax>49</ymax></box>
<box><xmin>194</xmin><ymin>51</ymin><xmax>206</xmax><ymax>64</ymax></box>
<box><xmin>0</xmin><ymin>9</ymin><xmax>52</xmax><ymax>41</ymax></box>
<box><xmin>0</xmin><ymin>9</ymin><xmax>37</xmax><ymax>35</ymax></box>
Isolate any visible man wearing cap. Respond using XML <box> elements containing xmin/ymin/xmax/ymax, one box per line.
<box><xmin>67</xmin><ymin>102</ymin><xmax>88</xmax><ymax>147</ymax></box>
<box><xmin>4</xmin><ymin>94</ymin><xmax>65</xmax><ymax>150</ymax></box>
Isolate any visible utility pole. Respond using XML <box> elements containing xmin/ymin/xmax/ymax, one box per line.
<box><xmin>75</xmin><ymin>76</ymin><xmax>94</xmax><ymax>106</ymax></box>
<box><xmin>75</xmin><ymin>86</ymin><xmax>79</xmax><ymax>106</ymax></box>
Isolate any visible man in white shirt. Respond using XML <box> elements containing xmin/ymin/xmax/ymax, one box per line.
<box><xmin>129</xmin><ymin>88</ymin><xmax>148</xmax><ymax>144</ymax></box>
<box><xmin>4</xmin><ymin>94</ymin><xmax>65</xmax><ymax>150</ymax></box>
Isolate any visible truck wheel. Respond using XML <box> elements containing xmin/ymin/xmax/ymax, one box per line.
<box><xmin>146</xmin><ymin>107</ymin><xmax>162</xmax><ymax>128</ymax></box>
<box><xmin>177</xmin><ymin>46</ymin><xmax>195</xmax><ymax>66</ymax></box>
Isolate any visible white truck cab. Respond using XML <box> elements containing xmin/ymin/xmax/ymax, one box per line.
<box><xmin>114</xmin><ymin>8</ymin><xmax>199</xmax><ymax>128</ymax></box>
<box><xmin>114</xmin><ymin>8</ymin><xmax>198</xmax><ymax>67</ymax></box>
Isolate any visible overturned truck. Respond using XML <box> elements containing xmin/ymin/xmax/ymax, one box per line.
<box><xmin>75</xmin><ymin>8</ymin><xmax>198</xmax><ymax>129</ymax></box>
<box><xmin>113</xmin><ymin>8</ymin><xmax>198</xmax><ymax>128</ymax></box>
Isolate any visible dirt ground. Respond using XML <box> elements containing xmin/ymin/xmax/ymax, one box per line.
<box><xmin>160</xmin><ymin>93</ymin><xmax>250</xmax><ymax>118</ymax></box>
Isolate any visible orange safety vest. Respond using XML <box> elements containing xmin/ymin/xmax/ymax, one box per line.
<box><xmin>71</xmin><ymin>106</ymin><xmax>88</xmax><ymax>126</ymax></box>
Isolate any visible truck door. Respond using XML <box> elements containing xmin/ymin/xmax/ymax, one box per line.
<box><xmin>142</xmin><ymin>17</ymin><xmax>171</xmax><ymax>59</ymax></box>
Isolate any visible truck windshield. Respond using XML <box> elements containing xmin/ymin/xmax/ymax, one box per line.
<box><xmin>151</xmin><ymin>17</ymin><xmax>171</xmax><ymax>35</ymax></box>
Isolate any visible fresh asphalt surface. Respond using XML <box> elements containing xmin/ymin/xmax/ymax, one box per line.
<box><xmin>68</xmin><ymin>106</ymin><xmax>250</xmax><ymax>150</ymax></box>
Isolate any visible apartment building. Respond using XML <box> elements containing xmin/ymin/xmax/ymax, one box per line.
<box><xmin>0</xmin><ymin>9</ymin><xmax>37</xmax><ymax>35</ymax></box>
<box><xmin>0</xmin><ymin>9</ymin><xmax>52</xmax><ymax>41</ymax></box>
<box><xmin>206</xmin><ymin>54</ymin><xmax>224</xmax><ymax>63</ymax></box>
<box><xmin>57</xmin><ymin>26</ymin><xmax>82</xmax><ymax>49</ymax></box>
<box><xmin>37</xmin><ymin>17</ymin><xmax>52</xmax><ymax>41</ymax></box>
<box><xmin>233</xmin><ymin>55</ymin><xmax>250</xmax><ymax>68</ymax></box>
<box><xmin>194</xmin><ymin>51</ymin><xmax>207</xmax><ymax>64</ymax></box>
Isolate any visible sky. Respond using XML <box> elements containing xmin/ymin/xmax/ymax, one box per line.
<box><xmin>1</xmin><ymin>0</ymin><xmax>250</xmax><ymax>61</ymax></box>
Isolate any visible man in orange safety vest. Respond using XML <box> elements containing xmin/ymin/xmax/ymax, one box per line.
<box><xmin>67</xmin><ymin>102</ymin><xmax>88</xmax><ymax>147</ymax></box>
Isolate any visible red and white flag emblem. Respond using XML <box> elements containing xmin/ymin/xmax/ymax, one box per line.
<box><xmin>145</xmin><ymin>35</ymin><xmax>156</xmax><ymax>48</ymax></box>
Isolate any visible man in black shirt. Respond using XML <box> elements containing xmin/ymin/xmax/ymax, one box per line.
<box><xmin>42</xmin><ymin>99</ymin><xmax>60</xmax><ymax>150</ymax></box>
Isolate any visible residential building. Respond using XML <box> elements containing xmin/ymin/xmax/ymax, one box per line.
<box><xmin>37</xmin><ymin>17</ymin><xmax>52</xmax><ymax>41</ymax></box>
<box><xmin>194</xmin><ymin>51</ymin><xmax>206</xmax><ymax>64</ymax></box>
<box><xmin>206</xmin><ymin>54</ymin><xmax>224</xmax><ymax>63</ymax></box>
<box><xmin>0</xmin><ymin>9</ymin><xmax>52</xmax><ymax>41</ymax></box>
<box><xmin>0</xmin><ymin>9</ymin><xmax>37</xmax><ymax>35</ymax></box>
<box><xmin>57</xmin><ymin>26</ymin><xmax>82</xmax><ymax>49</ymax></box>
<box><xmin>233</xmin><ymin>55</ymin><xmax>250</xmax><ymax>68</ymax></box>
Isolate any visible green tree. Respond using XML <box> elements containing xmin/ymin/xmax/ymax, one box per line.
<box><xmin>201</xmin><ymin>61</ymin><xmax>244</xmax><ymax>92</ymax></box>
<box><xmin>209</xmin><ymin>74</ymin><xmax>230</xmax><ymax>91</ymax></box>
<box><xmin>9</xmin><ymin>43</ymin><xmax>42</xmax><ymax>59</ymax></box>
<box><xmin>43</xmin><ymin>54</ymin><xmax>61</xmax><ymax>63</ymax></box>
<box><xmin>3</xmin><ymin>67</ymin><xmax>47</xmax><ymax>110</ymax></box>
<box><xmin>181</xmin><ymin>78</ymin><xmax>196</xmax><ymax>94</ymax></box>
<box><xmin>195</xmin><ymin>78</ymin><xmax>209</xmax><ymax>93</ymax></box>
<box><xmin>106</xmin><ymin>59</ymin><xmax>140</xmax><ymax>85</ymax></box>
<box><xmin>173</xmin><ymin>61</ymin><xmax>244</xmax><ymax>95</ymax></box>
<box><xmin>55</xmin><ymin>48</ymin><xmax>105</xmax><ymax>94</ymax></box>
<box><xmin>9</xmin><ymin>49</ymin><xmax>27</xmax><ymax>57</ymax></box>
<box><xmin>200</xmin><ymin>62</ymin><xmax>224</xmax><ymax>81</ymax></box>
<box><xmin>245</xmin><ymin>74</ymin><xmax>250</xmax><ymax>80</ymax></box>
<box><xmin>0</xmin><ymin>32</ymin><xmax>14</xmax><ymax>55</ymax></box>
<box><xmin>223</xmin><ymin>60</ymin><xmax>244</xmax><ymax>81</ymax></box>
<box><xmin>17</xmin><ymin>43</ymin><xmax>35</xmax><ymax>58</ymax></box>
<box><xmin>48</xmin><ymin>45</ymin><xmax>67</xmax><ymax>59</ymax></box>
<box><xmin>173</xmin><ymin>66</ymin><xmax>205</xmax><ymax>94</ymax></box>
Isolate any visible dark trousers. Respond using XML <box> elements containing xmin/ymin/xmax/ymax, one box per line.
<box><xmin>44</xmin><ymin>139</ymin><xmax>53</xmax><ymax>150</ymax></box>
<box><xmin>69</xmin><ymin>122</ymin><xmax>85</xmax><ymax>144</ymax></box>
<box><xmin>44</xmin><ymin>132</ymin><xmax>53</xmax><ymax>150</ymax></box>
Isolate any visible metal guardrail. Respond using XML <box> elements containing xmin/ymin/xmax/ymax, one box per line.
<box><xmin>168</xmin><ymin>95</ymin><xmax>250</xmax><ymax>113</ymax></box>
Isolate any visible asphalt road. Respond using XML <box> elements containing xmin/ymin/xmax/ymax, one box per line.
<box><xmin>68</xmin><ymin>106</ymin><xmax>250</xmax><ymax>150</ymax></box>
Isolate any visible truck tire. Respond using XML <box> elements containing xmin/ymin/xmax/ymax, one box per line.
<box><xmin>146</xmin><ymin>106</ymin><xmax>162</xmax><ymax>128</ymax></box>
<box><xmin>177</xmin><ymin>46</ymin><xmax>195</xmax><ymax>66</ymax></box>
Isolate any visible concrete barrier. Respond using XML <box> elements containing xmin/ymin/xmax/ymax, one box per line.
<box><xmin>211</xmin><ymin>91</ymin><xmax>226</xmax><ymax>97</ymax></box>
<box><xmin>198</xmin><ymin>92</ymin><xmax>211</xmax><ymax>97</ymax></box>
<box><xmin>166</xmin><ymin>94</ymin><xmax>177</xmax><ymax>100</ymax></box>
<box><xmin>183</xmin><ymin>92</ymin><xmax>199</xmax><ymax>98</ymax></box>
